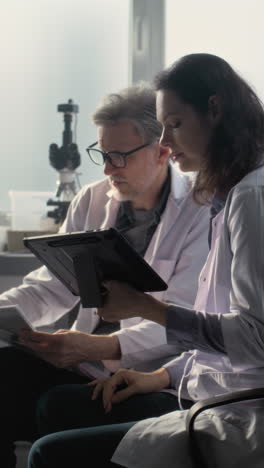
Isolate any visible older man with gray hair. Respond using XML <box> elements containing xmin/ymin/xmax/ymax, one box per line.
<box><xmin>0</xmin><ymin>83</ymin><xmax>209</xmax><ymax>467</ymax></box>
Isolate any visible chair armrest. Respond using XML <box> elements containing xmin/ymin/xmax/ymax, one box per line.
<box><xmin>186</xmin><ymin>387</ymin><xmax>264</xmax><ymax>467</ymax></box>
<box><xmin>186</xmin><ymin>387</ymin><xmax>264</xmax><ymax>435</ymax></box>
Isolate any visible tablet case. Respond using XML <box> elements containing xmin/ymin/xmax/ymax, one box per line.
<box><xmin>24</xmin><ymin>228</ymin><xmax>168</xmax><ymax>307</ymax></box>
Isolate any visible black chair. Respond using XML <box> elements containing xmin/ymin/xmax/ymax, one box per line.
<box><xmin>186</xmin><ymin>387</ymin><xmax>264</xmax><ymax>467</ymax></box>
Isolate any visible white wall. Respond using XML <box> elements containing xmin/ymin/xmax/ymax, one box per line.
<box><xmin>165</xmin><ymin>0</ymin><xmax>264</xmax><ymax>100</ymax></box>
<box><xmin>0</xmin><ymin>0</ymin><xmax>131</xmax><ymax>211</ymax></box>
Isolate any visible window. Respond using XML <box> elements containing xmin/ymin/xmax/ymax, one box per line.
<box><xmin>0</xmin><ymin>0</ymin><xmax>131</xmax><ymax>210</ymax></box>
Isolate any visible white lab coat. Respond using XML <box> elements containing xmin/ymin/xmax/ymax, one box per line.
<box><xmin>113</xmin><ymin>402</ymin><xmax>264</xmax><ymax>468</ymax></box>
<box><xmin>0</xmin><ymin>165</ymin><xmax>210</xmax><ymax>374</ymax></box>
<box><xmin>112</xmin><ymin>166</ymin><xmax>264</xmax><ymax>467</ymax></box>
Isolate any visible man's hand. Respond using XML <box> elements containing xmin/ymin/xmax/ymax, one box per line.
<box><xmin>98</xmin><ymin>280</ymin><xmax>168</xmax><ymax>325</ymax></box>
<box><xmin>88</xmin><ymin>367</ymin><xmax>171</xmax><ymax>413</ymax></box>
<box><xmin>17</xmin><ymin>329</ymin><xmax>121</xmax><ymax>367</ymax></box>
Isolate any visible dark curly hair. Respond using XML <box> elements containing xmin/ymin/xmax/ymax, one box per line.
<box><xmin>154</xmin><ymin>53</ymin><xmax>264</xmax><ymax>202</ymax></box>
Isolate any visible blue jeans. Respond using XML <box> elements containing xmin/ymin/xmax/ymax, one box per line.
<box><xmin>29</xmin><ymin>422</ymin><xmax>135</xmax><ymax>468</ymax></box>
<box><xmin>36</xmin><ymin>383</ymin><xmax>190</xmax><ymax>435</ymax></box>
<box><xmin>31</xmin><ymin>384</ymin><xmax>192</xmax><ymax>468</ymax></box>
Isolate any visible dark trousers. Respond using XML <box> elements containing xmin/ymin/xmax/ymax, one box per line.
<box><xmin>0</xmin><ymin>347</ymin><xmax>88</xmax><ymax>468</ymax></box>
<box><xmin>31</xmin><ymin>383</ymin><xmax>192</xmax><ymax>468</ymax></box>
<box><xmin>28</xmin><ymin>422</ymin><xmax>135</xmax><ymax>468</ymax></box>
<box><xmin>36</xmin><ymin>383</ymin><xmax>190</xmax><ymax>435</ymax></box>
<box><xmin>2</xmin><ymin>347</ymin><xmax>192</xmax><ymax>467</ymax></box>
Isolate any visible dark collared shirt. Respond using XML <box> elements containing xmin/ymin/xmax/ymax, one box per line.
<box><xmin>208</xmin><ymin>196</ymin><xmax>226</xmax><ymax>248</ymax></box>
<box><xmin>115</xmin><ymin>168</ymin><xmax>171</xmax><ymax>256</ymax></box>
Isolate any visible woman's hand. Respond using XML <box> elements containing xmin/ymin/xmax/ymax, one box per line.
<box><xmin>98</xmin><ymin>280</ymin><xmax>168</xmax><ymax>325</ymax></box>
<box><xmin>88</xmin><ymin>367</ymin><xmax>171</xmax><ymax>413</ymax></box>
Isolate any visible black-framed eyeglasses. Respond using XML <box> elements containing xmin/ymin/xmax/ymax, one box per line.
<box><xmin>86</xmin><ymin>141</ymin><xmax>151</xmax><ymax>168</ymax></box>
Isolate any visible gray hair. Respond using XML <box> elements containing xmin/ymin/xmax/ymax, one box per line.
<box><xmin>92</xmin><ymin>82</ymin><xmax>162</xmax><ymax>142</ymax></box>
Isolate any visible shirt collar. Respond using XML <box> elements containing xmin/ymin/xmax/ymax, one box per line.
<box><xmin>210</xmin><ymin>195</ymin><xmax>226</xmax><ymax>217</ymax></box>
<box><xmin>108</xmin><ymin>167</ymin><xmax>171</xmax><ymax>222</ymax></box>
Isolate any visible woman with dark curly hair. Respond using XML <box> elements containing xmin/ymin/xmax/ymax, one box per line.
<box><xmin>28</xmin><ymin>53</ymin><xmax>264</xmax><ymax>468</ymax></box>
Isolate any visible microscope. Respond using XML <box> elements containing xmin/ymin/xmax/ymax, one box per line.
<box><xmin>47</xmin><ymin>99</ymin><xmax>81</xmax><ymax>225</ymax></box>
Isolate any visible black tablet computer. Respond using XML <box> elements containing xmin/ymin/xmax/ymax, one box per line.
<box><xmin>23</xmin><ymin>228</ymin><xmax>168</xmax><ymax>307</ymax></box>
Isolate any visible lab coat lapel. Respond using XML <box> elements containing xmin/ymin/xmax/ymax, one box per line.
<box><xmin>144</xmin><ymin>195</ymin><xmax>180</xmax><ymax>262</ymax></box>
<box><xmin>145</xmin><ymin>166</ymin><xmax>189</xmax><ymax>262</ymax></box>
<box><xmin>100</xmin><ymin>192</ymin><xmax>120</xmax><ymax>229</ymax></box>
